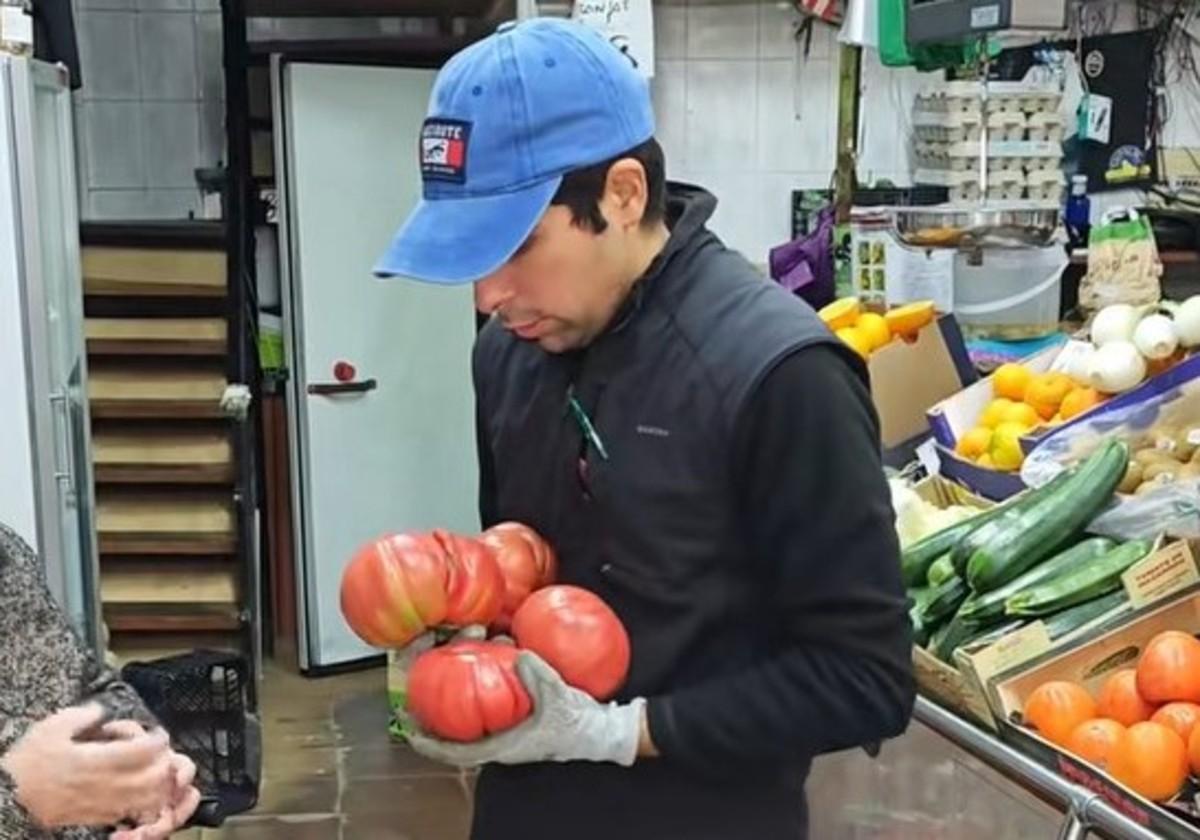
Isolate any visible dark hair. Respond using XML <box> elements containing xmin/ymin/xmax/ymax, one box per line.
<box><xmin>550</xmin><ymin>137</ymin><xmax>667</xmax><ymax>234</ymax></box>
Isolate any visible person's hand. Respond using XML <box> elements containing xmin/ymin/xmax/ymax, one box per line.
<box><xmin>99</xmin><ymin>722</ymin><xmax>202</xmax><ymax>840</ymax></box>
<box><xmin>391</xmin><ymin>624</ymin><xmax>488</xmax><ymax>739</ymax></box>
<box><xmin>0</xmin><ymin>704</ymin><xmax>174</xmax><ymax>830</ymax></box>
<box><xmin>407</xmin><ymin>651</ymin><xmax>646</xmax><ymax>768</ymax></box>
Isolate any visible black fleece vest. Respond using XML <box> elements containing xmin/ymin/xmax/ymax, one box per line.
<box><xmin>473</xmin><ymin>185</ymin><xmax>854</xmax><ymax>702</ymax></box>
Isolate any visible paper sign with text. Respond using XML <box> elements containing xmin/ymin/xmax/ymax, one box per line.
<box><xmin>572</xmin><ymin>0</ymin><xmax>655</xmax><ymax>78</ymax></box>
<box><xmin>1121</xmin><ymin>541</ymin><xmax>1200</xmax><ymax>610</ymax></box>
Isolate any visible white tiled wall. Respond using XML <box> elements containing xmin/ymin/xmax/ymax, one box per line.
<box><xmin>651</xmin><ymin>0</ymin><xmax>840</xmax><ymax>266</ymax></box>
<box><xmin>72</xmin><ymin>0</ymin><xmax>225</xmax><ymax>220</ymax></box>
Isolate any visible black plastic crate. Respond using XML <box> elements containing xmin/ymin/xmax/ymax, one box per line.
<box><xmin>122</xmin><ymin>649</ymin><xmax>261</xmax><ymax>825</ymax></box>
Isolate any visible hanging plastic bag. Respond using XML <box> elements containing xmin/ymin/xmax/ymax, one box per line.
<box><xmin>1079</xmin><ymin>207</ymin><xmax>1163</xmax><ymax>313</ymax></box>
<box><xmin>769</xmin><ymin>203</ymin><xmax>836</xmax><ymax>311</ymax></box>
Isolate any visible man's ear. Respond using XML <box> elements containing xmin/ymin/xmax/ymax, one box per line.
<box><xmin>602</xmin><ymin>158</ymin><xmax>648</xmax><ymax>230</ymax></box>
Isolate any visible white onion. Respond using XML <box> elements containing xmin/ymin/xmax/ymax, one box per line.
<box><xmin>1088</xmin><ymin>341</ymin><xmax>1147</xmax><ymax>393</ymax></box>
<box><xmin>1174</xmin><ymin>296</ymin><xmax>1200</xmax><ymax>348</ymax></box>
<box><xmin>1090</xmin><ymin>304</ymin><xmax>1142</xmax><ymax>347</ymax></box>
<box><xmin>1133</xmin><ymin>313</ymin><xmax>1179</xmax><ymax>360</ymax></box>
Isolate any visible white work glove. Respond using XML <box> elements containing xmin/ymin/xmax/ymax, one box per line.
<box><xmin>407</xmin><ymin>650</ymin><xmax>646</xmax><ymax>768</ymax></box>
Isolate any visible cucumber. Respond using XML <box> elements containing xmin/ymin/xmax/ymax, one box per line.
<box><xmin>948</xmin><ymin>468</ymin><xmax>1075</xmax><ymax>577</ymax></box>
<box><xmin>926</xmin><ymin>554</ymin><xmax>956</xmax><ymax>587</ymax></box>
<box><xmin>900</xmin><ymin>504</ymin><xmax>1007</xmax><ymax>587</ymax></box>
<box><xmin>1043</xmin><ymin>590</ymin><xmax>1131</xmax><ymax>640</ymax></box>
<box><xmin>1005</xmin><ymin>539</ymin><xmax>1151</xmax><ymax>617</ymax></box>
<box><xmin>965</xmin><ymin>441</ymin><xmax>1130</xmax><ymax>594</ymax></box>
<box><xmin>957</xmin><ymin>537</ymin><xmax>1117</xmax><ymax>625</ymax></box>
<box><xmin>914</xmin><ymin>575</ymin><xmax>970</xmax><ymax>628</ymax></box>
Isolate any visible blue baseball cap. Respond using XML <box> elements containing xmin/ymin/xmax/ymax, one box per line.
<box><xmin>374</xmin><ymin>17</ymin><xmax>656</xmax><ymax>285</ymax></box>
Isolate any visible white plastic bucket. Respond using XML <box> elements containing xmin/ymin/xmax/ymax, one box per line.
<box><xmin>952</xmin><ymin>245</ymin><xmax>1068</xmax><ymax>340</ymax></box>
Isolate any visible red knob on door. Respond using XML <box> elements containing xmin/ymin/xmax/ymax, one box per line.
<box><xmin>334</xmin><ymin>361</ymin><xmax>356</xmax><ymax>382</ymax></box>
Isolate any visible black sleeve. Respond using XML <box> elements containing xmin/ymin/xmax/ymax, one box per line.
<box><xmin>645</xmin><ymin>344</ymin><xmax>915</xmax><ymax>771</ymax></box>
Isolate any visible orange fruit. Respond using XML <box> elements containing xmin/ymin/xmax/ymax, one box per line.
<box><xmin>884</xmin><ymin>300</ymin><xmax>935</xmax><ymax>337</ymax></box>
<box><xmin>1109</xmin><ymin>721</ymin><xmax>1189</xmax><ymax>802</ymax></box>
<box><xmin>1000</xmin><ymin>401</ymin><xmax>1040</xmax><ymax>429</ymax></box>
<box><xmin>1024</xmin><ymin>372</ymin><xmax>1075</xmax><ymax>420</ymax></box>
<box><xmin>1188</xmin><ymin>720</ymin><xmax>1200</xmax><ymax>776</ymax></box>
<box><xmin>955</xmin><ymin>426</ymin><xmax>993</xmax><ymax>459</ymax></box>
<box><xmin>1066</xmin><ymin>718</ymin><xmax>1127</xmax><ymax>771</ymax></box>
<box><xmin>856</xmin><ymin>312</ymin><xmax>891</xmax><ymax>351</ymax></box>
<box><xmin>1136</xmin><ymin>631</ymin><xmax>1200</xmax><ymax>704</ymax></box>
<box><xmin>1024</xmin><ymin>681</ymin><xmax>1097</xmax><ymax>747</ymax></box>
<box><xmin>1097</xmin><ymin>669</ymin><xmax>1158</xmax><ymax>727</ymax></box>
<box><xmin>1060</xmin><ymin>387</ymin><xmax>1104</xmax><ymax>421</ymax></box>
<box><xmin>979</xmin><ymin>398</ymin><xmax>1015</xmax><ymax>429</ymax></box>
<box><xmin>1151</xmin><ymin>703</ymin><xmax>1200</xmax><ymax>744</ymax></box>
<box><xmin>993</xmin><ymin>363</ymin><xmax>1033</xmax><ymax>401</ymax></box>
<box><xmin>989</xmin><ymin>421</ymin><xmax>1027</xmax><ymax>471</ymax></box>
<box><xmin>835</xmin><ymin>326</ymin><xmax>872</xmax><ymax>360</ymax></box>
<box><xmin>819</xmin><ymin>297</ymin><xmax>861</xmax><ymax>331</ymax></box>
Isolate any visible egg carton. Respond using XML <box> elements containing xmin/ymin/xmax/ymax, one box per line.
<box><xmin>981</xmin><ymin>81</ymin><xmax>1063</xmax><ymax>116</ymax></box>
<box><xmin>912</xmin><ymin>109</ymin><xmax>984</xmax><ymax>144</ymax></box>
<box><xmin>1028</xmin><ymin>112</ymin><xmax>1066</xmax><ymax>144</ymax></box>
<box><xmin>1026</xmin><ymin>168</ymin><xmax>1066</xmax><ymax>202</ymax></box>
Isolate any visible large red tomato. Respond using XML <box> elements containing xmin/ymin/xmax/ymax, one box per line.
<box><xmin>339</xmin><ymin>532</ymin><xmax>449</xmax><ymax>647</ymax></box>
<box><xmin>479</xmin><ymin>522</ymin><xmax>558</xmax><ymax>631</ymax></box>
<box><xmin>406</xmin><ymin>641</ymin><xmax>532</xmax><ymax>742</ymax></box>
<box><xmin>435</xmin><ymin>529</ymin><xmax>505</xmax><ymax>628</ymax></box>
<box><xmin>511</xmin><ymin>585</ymin><xmax>630</xmax><ymax>700</ymax></box>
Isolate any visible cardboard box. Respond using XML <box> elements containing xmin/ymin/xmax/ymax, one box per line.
<box><xmin>925</xmin><ymin>344</ymin><xmax>1061</xmax><ymax>500</ymax></box>
<box><xmin>989</xmin><ymin>584</ymin><xmax>1200</xmax><ymax>839</ymax></box>
<box><xmin>872</xmin><ymin>313</ymin><xmax>977</xmax><ymax>451</ymax></box>
<box><xmin>916</xmin><ymin>536</ymin><xmax>1199</xmax><ymax>733</ymax></box>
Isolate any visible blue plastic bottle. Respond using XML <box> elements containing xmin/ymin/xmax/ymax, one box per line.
<box><xmin>1064</xmin><ymin>174</ymin><xmax>1090</xmax><ymax>251</ymax></box>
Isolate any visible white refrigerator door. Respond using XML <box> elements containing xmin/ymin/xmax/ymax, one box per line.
<box><xmin>275</xmin><ymin>61</ymin><xmax>481</xmax><ymax>670</ymax></box>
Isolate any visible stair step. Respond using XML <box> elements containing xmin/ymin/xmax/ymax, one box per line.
<box><xmin>88</xmin><ymin>361</ymin><xmax>228</xmax><ymax>419</ymax></box>
<box><xmin>101</xmin><ymin>559</ymin><xmax>239</xmax><ymax>603</ymax></box>
<box><xmin>86</xmin><ymin>317</ymin><xmax>227</xmax><ymax>356</ymax></box>
<box><xmin>97</xmin><ymin>491</ymin><xmax>236</xmax><ymax>554</ymax></box>
<box><xmin>93</xmin><ymin>425</ymin><xmax>234</xmax><ymax>484</ymax></box>
<box><xmin>104</xmin><ymin>603</ymin><xmax>242</xmax><ymax>633</ymax></box>
<box><xmin>83</xmin><ymin>246</ymin><xmax>226</xmax><ymax>298</ymax></box>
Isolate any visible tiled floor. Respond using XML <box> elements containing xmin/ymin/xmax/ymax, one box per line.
<box><xmin>176</xmin><ymin>660</ymin><xmax>1064</xmax><ymax>839</ymax></box>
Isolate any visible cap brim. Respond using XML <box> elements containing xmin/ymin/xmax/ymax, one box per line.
<box><xmin>373</xmin><ymin>175</ymin><xmax>562</xmax><ymax>285</ymax></box>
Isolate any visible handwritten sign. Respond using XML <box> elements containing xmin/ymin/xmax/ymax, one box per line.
<box><xmin>572</xmin><ymin>0</ymin><xmax>655</xmax><ymax>79</ymax></box>
<box><xmin>961</xmin><ymin>621</ymin><xmax>1053</xmax><ymax>684</ymax></box>
<box><xmin>1121</xmin><ymin>541</ymin><xmax>1200</xmax><ymax>610</ymax></box>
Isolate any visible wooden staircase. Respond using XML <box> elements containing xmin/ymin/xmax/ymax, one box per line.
<box><xmin>82</xmin><ymin>228</ymin><xmax>247</xmax><ymax>662</ymax></box>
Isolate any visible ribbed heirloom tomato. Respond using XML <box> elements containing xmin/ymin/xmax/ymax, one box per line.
<box><xmin>406</xmin><ymin>641</ymin><xmax>532</xmax><ymax>742</ymax></box>
<box><xmin>435</xmin><ymin>529</ymin><xmax>506</xmax><ymax>628</ymax></box>
<box><xmin>339</xmin><ymin>532</ymin><xmax>450</xmax><ymax>647</ymax></box>
<box><xmin>511</xmin><ymin>585</ymin><xmax>631</xmax><ymax>700</ymax></box>
<box><xmin>479</xmin><ymin>522</ymin><xmax>558</xmax><ymax>631</ymax></box>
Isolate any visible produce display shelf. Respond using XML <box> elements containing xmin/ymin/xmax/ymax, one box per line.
<box><xmin>914</xmin><ymin>696</ymin><xmax>1184</xmax><ymax>840</ymax></box>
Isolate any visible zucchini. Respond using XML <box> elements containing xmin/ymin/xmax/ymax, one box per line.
<box><xmin>948</xmin><ymin>468</ymin><xmax>1075</xmax><ymax>577</ymax></box>
<box><xmin>957</xmin><ymin>537</ymin><xmax>1117</xmax><ymax>625</ymax></box>
<box><xmin>914</xmin><ymin>575</ymin><xmax>970</xmax><ymax>628</ymax></box>
<box><xmin>961</xmin><ymin>618</ymin><xmax>1028</xmax><ymax>651</ymax></box>
<box><xmin>907</xmin><ymin>587</ymin><xmax>936</xmax><ymax>647</ymax></box>
<box><xmin>926</xmin><ymin>554</ymin><xmax>956</xmax><ymax>587</ymax></box>
<box><xmin>900</xmin><ymin>504</ymin><xmax>1007</xmax><ymax>587</ymax></box>
<box><xmin>932</xmin><ymin>612</ymin><xmax>978</xmax><ymax>662</ymax></box>
<box><xmin>1043</xmin><ymin>590</ymin><xmax>1131</xmax><ymax>640</ymax></box>
<box><xmin>965</xmin><ymin>441</ymin><xmax>1130</xmax><ymax>594</ymax></box>
<box><xmin>1005</xmin><ymin>539</ymin><xmax>1151</xmax><ymax>617</ymax></box>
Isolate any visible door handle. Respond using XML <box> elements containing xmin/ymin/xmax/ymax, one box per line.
<box><xmin>306</xmin><ymin>378</ymin><xmax>377</xmax><ymax>396</ymax></box>
<box><xmin>48</xmin><ymin>390</ymin><xmax>75</xmax><ymax>494</ymax></box>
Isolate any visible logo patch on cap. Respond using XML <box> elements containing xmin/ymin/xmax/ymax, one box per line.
<box><xmin>420</xmin><ymin>118</ymin><xmax>470</xmax><ymax>184</ymax></box>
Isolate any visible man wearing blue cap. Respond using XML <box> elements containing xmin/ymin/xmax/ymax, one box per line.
<box><xmin>376</xmin><ymin>17</ymin><xmax>914</xmax><ymax>840</ymax></box>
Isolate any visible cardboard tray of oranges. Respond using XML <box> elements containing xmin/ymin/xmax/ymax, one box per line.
<box><xmin>987</xmin><ymin>585</ymin><xmax>1200</xmax><ymax>838</ymax></box>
